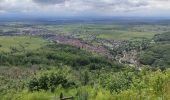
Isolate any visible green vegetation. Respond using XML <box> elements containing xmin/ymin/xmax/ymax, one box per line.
<box><xmin>1</xmin><ymin>21</ymin><xmax>170</xmax><ymax>100</ymax></box>
<box><xmin>154</xmin><ymin>32</ymin><xmax>170</xmax><ymax>42</ymax></box>
<box><xmin>0</xmin><ymin>36</ymin><xmax>47</xmax><ymax>52</ymax></box>
<box><xmin>1</xmin><ymin>66</ymin><xmax>170</xmax><ymax>100</ymax></box>
<box><xmin>97</xmin><ymin>31</ymin><xmax>156</xmax><ymax>40</ymax></box>
<box><xmin>27</xmin><ymin>23</ymin><xmax>170</xmax><ymax>41</ymax></box>
<box><xmin>139</xmin><ymin>44</ymin><xmax>170</xmax><ymax>68</ymax></box>
<box><xmin>139</xmin><ymin>32</ymin><xmax>170</xmax><ymax>68</ymax></box>
<box><xmin>0</xmin><ymin>39</ymin><xmax>169</xmax><ymax>99</ymax></box>
<box><xmin>0</xmin><ymin>43</ymin><xmax>115</xmax><ymax>70</ymax></box>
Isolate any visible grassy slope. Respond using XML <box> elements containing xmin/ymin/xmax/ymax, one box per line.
<box><xmin>0</xmin><ymin>36</ymin><xmax>47</xmax><ymax>52</ymax></box>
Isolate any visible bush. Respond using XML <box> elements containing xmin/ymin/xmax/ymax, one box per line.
<box><xmin>139</xmin><ymin>51</ymin><xmax>155</xmax><ymax>65</ymax></box>
<box><xmin>28</xmin><ymin>72</ymin><xmax>76</xmax><ymax>92</ymax></box>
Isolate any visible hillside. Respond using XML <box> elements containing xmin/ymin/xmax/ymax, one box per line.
<box><xmin>139</xmin><ymin>32</ymin><xmax>170</xmax><ymax>69</ymax></box>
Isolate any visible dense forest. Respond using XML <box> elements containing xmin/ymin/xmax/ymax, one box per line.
<box><xmin>139</xmin><ymin>32</ymin><xmax>170</xmax><ymax>69</ymax></box>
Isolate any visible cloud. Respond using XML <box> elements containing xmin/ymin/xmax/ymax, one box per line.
<box><xmin>84</xmin><ymin>0</ymin><xmax>149</xmax><ymax>11</ymax></box>
<box><xmin>61</xmin><ymin>0</ymin><xmax>149</xmax><ymax>15</ymax></box>
<box><xmin>0</xmin><ymin>0</ymin><xmax>170</xmax><ymax>17</ymax></box>
<box><xmin>0</xmin><ymin>0</ymin><xmax>36</xmax><ymax>13</ymax></box>
<box><xmin>33</xmin><ymin>0</ymin><xmax>67</xmax><ymax>5</ymax></box>
<box><xmin>83</xmin><ymin>0</ymin><xmax>148</xmax><ymax>8</ymax></box>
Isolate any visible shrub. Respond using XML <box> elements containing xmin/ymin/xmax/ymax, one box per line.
<box><xmin>28</xmin><ymin>72</ymin><xmax>76</xmax><ymax>92</ymax></box>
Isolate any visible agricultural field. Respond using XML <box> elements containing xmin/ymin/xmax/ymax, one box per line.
<box><xmin>44</xmin><ymin>24</ymin><xmax>167</xmax><ymax>39</ymax></box>
<box><xmin>97</xmin><ymin>31</ymin><xmax>156</xmax><ymax>40</ymax></box>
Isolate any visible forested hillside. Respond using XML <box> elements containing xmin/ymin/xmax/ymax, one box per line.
<box><xmin>139</xmin><ymin>32</ymin><xmax>170</xmax><ymax>69</ymax></box>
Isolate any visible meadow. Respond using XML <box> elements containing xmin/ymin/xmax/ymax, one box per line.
<box><xmin>0</xmin><ymin>36</ymin><xmax>47</xmax><ymax>52</ymax></box>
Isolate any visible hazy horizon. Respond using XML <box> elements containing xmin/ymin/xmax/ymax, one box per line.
<box><xmin>1</xmin><ymin>0</ymin><xmax>170</xmax><ymax>20</ymax></box>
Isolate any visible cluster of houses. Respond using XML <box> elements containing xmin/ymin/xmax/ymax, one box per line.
<box><xmin>49</xmin><ymin>35</ymin><xmax>110</xmax><ymax>56</ymax></box>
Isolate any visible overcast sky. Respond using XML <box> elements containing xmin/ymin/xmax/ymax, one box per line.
<box><xmin>0</xmin><ymin>0</ymin><xmax>170</xmax><ymax>18</ymax></box>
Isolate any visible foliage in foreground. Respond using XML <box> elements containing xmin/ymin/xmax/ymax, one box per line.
<box><xmin>1</xmin><ymin>66</ymin><xmax>170</xmax><ymax>100</ymax></box>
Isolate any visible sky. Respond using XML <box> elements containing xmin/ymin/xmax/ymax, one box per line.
<box><xmin>0</xmin><ymin>0</ymin><xmax>170</xmax><ymax>18</ymax></box>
